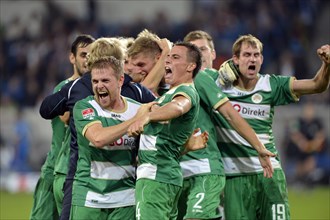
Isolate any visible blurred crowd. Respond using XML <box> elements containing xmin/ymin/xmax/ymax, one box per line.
<box><xmin>0</xmin><ymin>0</ymin><xmax>329</xmax><ymax>187</ymax></box>
<box><xmin>1</xmin><ymin>0</ymin><xmax>329</xmax><ymax>108</ymax></box>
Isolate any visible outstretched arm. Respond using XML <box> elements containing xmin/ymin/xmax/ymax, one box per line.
<box><xmin>293</xmin><ymin>44</ymin><xmax>330</xmax><ymax>96</ymax></box>
<box><xmin>127</xmin><ymin>95</ymin><xmax>191</xmax><ymax>136</ymax></box>
<box><xmin>85</xmin><ymin>102</ymin><xmax>156</xmax><ymax>148</ymax></box>
<box><xmin>218</xmin><ymin>101</ymin><xmax>275</xmax><ymax>178</ymax></box>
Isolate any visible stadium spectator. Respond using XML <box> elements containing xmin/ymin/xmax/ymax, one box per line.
<box><xmin>10</xmin><ymin>109</ymin><xmax>32</xmax><ymax>173</ymax></box>
<box><xmin>284</xmin><ymin>102</ymin><xmax>327</xmax><ymax>187</ymax></box>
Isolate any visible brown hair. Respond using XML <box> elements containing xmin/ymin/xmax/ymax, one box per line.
<box><xmin>89</xmin><ymin>56</ymin><xmax>124</xmax><ymax>79</ymax></box>
<box><xmin>232</xmin><ymin>34</ymin><xmax>263</xmax><ymax>57</ymax></box>
<box><xmin>184</xmin><ymin>30</ymin><xmax>215</xmax><ymax>51</ymax></box>
<box><xmin>127</xmin><ymin>29</ymin><xmax>161</xmax><ymax>58</ymax></box>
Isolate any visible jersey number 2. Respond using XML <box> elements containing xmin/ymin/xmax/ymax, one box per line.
<box><xmin>193</xmin><ymin>193</ymin><xmax>205</xmax><ymax>209</ymax></box>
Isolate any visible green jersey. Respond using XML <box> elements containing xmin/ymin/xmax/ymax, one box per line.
<box><xmin>213</xmin><ymin>73</ymin><xmax>298</xmax><ymax>176</ymax></box>
<box><xmin>180</xmin><ymin>69</ymin><xmax>228</xmax><ymax>178</ymax></box>
<box><xmin>54</xmin><ymin>126</ymin><xmax>70</xmax><ymax>175</ymax></box>
<box><xmin>72</xmin><ymin>95</ymin><xmax>140</xmax><ymax>208</ymax></box>
<box><xmin>41</xmin><ymin>79</ymin><xmax>71</xmax><ymax>178</ymax></box>
<box><xmin>137</xmin><ymin>83</ymin><xmax>200</xmax><ymax>186</ymax></box>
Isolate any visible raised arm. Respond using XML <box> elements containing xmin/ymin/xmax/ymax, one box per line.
<box><xmin>293</xmin><ymin>44</ymin><xmax>330</xmax><ymax>96</ymax></box>
<box><xmin>141</xmin><ymin>38</ymin><xmax>171</xmax><ymax>95</ymax></box>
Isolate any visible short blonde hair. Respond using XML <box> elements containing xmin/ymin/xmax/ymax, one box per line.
<box><xmin>90</xmin><ymin>56</ymin><xmax>123</xmax><ymax>79</ymax></box>
<box><xmin>232</xmin><ymin>34</ymin><xmax>263</xmax><ymax>57</ymax></box>
<box><xmin>87</xmin><ymin>37</ymin><xmax>125</xmax><ymax>69</ymax></box>
<box><xmin>127</xmin><ymin>29</ymin><xmax>161</xmax><ymax>58</ymax></box>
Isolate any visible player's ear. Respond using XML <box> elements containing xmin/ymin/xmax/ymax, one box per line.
<box><xmin>69</xmin><ymin>53</ymin><xmax>75</xmax><ymax>65</ymax></box>
<box><xmin>118</xmin><ymin>74</ymin><xmax>124</xmax><ymax>88</ymax></box>
<box><xmin>187</xmin><ymin>63</ymin><xmax>196</xmax><ymax>72</ymax></box>
<box><xmin>211</xmin><ymin>49</ymin><xmax>216</xmax><ymax>61</ymax></box>
<box><xmin>232</xmin><ymin>55</ymin><xmax>239</xmax><ymax>65</ymax></box>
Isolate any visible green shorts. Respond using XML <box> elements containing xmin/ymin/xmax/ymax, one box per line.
<box><xmin>53</xmin><ymin>173</ymin><xmax>66</xmax><ymax>216</ymax></box>
<box><xmin>70</xmin><ymin>205</ymin><xmax>135</xmax><ymax>220</ymax></box>
<box><xmin>30</xmin><ymin>175</ymin><xmax>58</xmax><ymax>220</ymax></box>
<box><xmin>135</xmin><ymin>179</ymin><xmax>181</xmax><ymax>220</ymax></box>
<box><xmin>177</xmin><ymin>174</ymin><xmax>225</xmax><ymax>220</ymax></box>
<box><xmin>224</xmin><ymin>169</ymin><xmax>290</xmax><ymax>220</ymax></box>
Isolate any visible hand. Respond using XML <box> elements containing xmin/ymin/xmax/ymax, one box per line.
<box><xmin>127</xmin><ymin>115</ymin><xmax>150</xmax><ymax>136</ymax></box>
<box><xmin>150</xmin><ymin>103</ymin><xmax>160</xmax><ymax>112</ymax></box>
<box><xmin>59</xmin><ymin>111</ymin><xmax>70</xmax><ymax>125</ymax></box>
<box><xmin>158</xmin><ymin>38</ymin><xmax>172</xmax><ymax>55</ymax></box>
<box><xmin>218</xmin><ymin>59</ymin><xmax>240</xmax><ymax>86</ymax></box>
<box><xmin>127</xmin><ymin>102</ymin><xmax>156</xmax><ymax>136</ymax></box>
<box><xmin>257</xmin><ymin>148</ymin><xmax>276</xmax><ymax>178</ymax></box>
<box><xmin>183</xmin><ymin>128</ymin><xmax>209</xmax><ymax>154</ymax></box>
<box><xmin>317</xmin><ymin>44</ymin><xmax>330</xmax><ymax>64</ymax></box>
<box><xmin>134</xmin><ymin>102</ymin><xmax>157</xmax><ymax>119</ymax></box>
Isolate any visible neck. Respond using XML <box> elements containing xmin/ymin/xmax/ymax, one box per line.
<box><xmin>70</xmin><ymin>72</ymin><xmax>81</xmax><ymax>80</ymax></box>
<box><xmin>235</xmin><ymin>76</ymin><xmax>258</xmax><ymax>91</ymax></box>
<box><xmin>109</xmin><ymin>96</ymin><xmax>126</xmax><ymax>112</ymax></box>
<box><xmin>170</xmin><ymin>79</ymin><xmax>193</xmax><ymax>88</ymax></box>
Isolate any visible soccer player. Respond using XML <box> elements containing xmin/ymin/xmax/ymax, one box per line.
<box><xmin>177</xmin><ymin>30</ymin><xmax>274</xmax><ymax>220</ymax></box>
<box><xmin>184</xmin><ymin>30</ymin><xmax>216</xmax><ymax>70</ymax></box>
<box><xmin>126</xmin><ymin>29</ymin><xmax>171</xmax><ymax>96</ymax></box>
<box><xmin>217</xmin><ymin>34</ymin><xmax>329</xmax><ymax>220</ymax></box>
<box><xmin>70</xmin><ymin>56</ymin><xmax>149</xmax><ymax>219</ymax></box>
<box><xmin>127</xmin><ymin>42</ymin><xmax>202</xmax><ymax>219</ymax></box>
<box><xmin>30</xmin><ymin>34</ymin><xmax>95</xmax><ymax>220</ymax></box>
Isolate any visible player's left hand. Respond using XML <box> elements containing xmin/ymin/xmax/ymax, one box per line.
<box><xmin>258</xmin><ymin>148</ymin><xmax>276</xmax><ymax>178</ymax></box>
<box><xmin>183</xmin><ymin>128</ymin><xmax>209</xmax><ymax>154</ymax></box>
<box><xmin>317</xmin><ymin>44</ymin><xmax>330</xmax><ymax>64</ymax></box>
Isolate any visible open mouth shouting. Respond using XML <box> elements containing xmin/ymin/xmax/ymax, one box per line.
<box><xmin>248</xmin><ymin>64</ymin><xmax>256</xmax><ymax>71</ymax></box>
<box><xmin>165</xmin><ymin>66</ymin><xmax>172</xmax><ymax>78</ymax></box>
<box><xmin>97</xmin><ymin>90</ymin><xmax>110</xmax><ymax>105</ymax></box>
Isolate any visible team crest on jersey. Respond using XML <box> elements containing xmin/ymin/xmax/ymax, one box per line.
<box><xmin>251</xmin><ymin>93</ymin><xmax>262</xmax><ymax>104</ymax></box>
<box><xmin>81</xmin><ymin>108</ymin><xmax>95</xmax><ymax>119</ymax></box>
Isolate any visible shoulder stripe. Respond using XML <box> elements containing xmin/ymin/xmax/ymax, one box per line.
<box><xmin>82</xmin><ymin>121</ymin><xmax>101</xmax><ymax>136</ymax></box>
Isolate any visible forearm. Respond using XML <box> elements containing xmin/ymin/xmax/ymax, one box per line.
<box><xmin>230</xmin><ymin>116</ymin><xmax>265</xmax><ymax>152</ymax></box>
<box><xmin>312</xmin><ymin>62</ymin><xmax>330</xmax><ymax>92</ymax></box>
<box><xmin>294</xmin><ymin>48</ymin><xmax>330</xmax><ymax>96</ymax></box>
<box><xmin>149</xmin><ymin>99</ymin><xmax>187</xmax><ymax>122</ymax></box>
<box><xmin>220</xmin><ymin>104</ymin><xmax>265</xmax><ymax>153</ymax></box>
<box><xmin>87</xmin><ymin>118</ymin><xmax>136</xmax><ymax>148</ymax></box>
<box><xmin>141</xmin><ymin>56</ymin><xmax>166</xmax><ymax>93</ymax></box>
<box><xmin>39</xmin><ymin>93</ymin><xmax>68</xmax><ymax>119</ymax></box>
